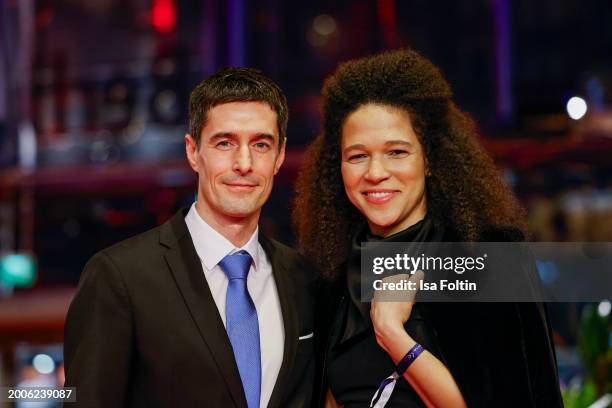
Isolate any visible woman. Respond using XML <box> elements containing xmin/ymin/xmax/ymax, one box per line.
<box><xmin>293</xmin><ymin>49</ymin><xmax>562</xmax><ymax>407</ymax></box>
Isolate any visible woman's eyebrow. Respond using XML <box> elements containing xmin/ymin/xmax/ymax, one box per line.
<box><xmin>385</xmin><ymin>140</ymin><xmax>413</xmax><ymax>147</ymax></box>
<box><xmin>343</xmin><ymin>140</ymin><xmax>414</xmax><ymax>154</ymax></box>
<box><xmin>343</xmin><ymin>143</ymin><xmax>366</xmax><ymax>154</ymax></box>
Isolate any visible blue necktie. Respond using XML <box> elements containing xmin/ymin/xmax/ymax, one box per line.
<box><xmin>219</xmin><ymin>251</ymin><xmax>261</xmax><ymax>408</ymax></box>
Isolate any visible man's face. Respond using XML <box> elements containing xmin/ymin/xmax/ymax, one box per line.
<box><xmin>186</xmin><ymin>101</ymin><xmax>285</xmax><ymax>224</ymax></box>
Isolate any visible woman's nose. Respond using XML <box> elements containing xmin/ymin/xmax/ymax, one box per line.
<box><xmin>364</xmin><ymin>158</ymin><xmax>390</xmax><ymax>182</ymax></box>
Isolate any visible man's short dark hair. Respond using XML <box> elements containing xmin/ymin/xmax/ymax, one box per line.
<box><xmin>188</xmin><ymin>67</ymin><xmax>288</xmax><ymax>149</ymax></box>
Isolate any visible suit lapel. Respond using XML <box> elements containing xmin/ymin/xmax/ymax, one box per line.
<box><xmin>261</xmin><ymin>236</ymin><xmax>299</xmax><ymax>408</ymax></box>
<box><xmin>161</xmin><ymin>210</ymin><xmax>246</xmax><ymax>408</ymax></box>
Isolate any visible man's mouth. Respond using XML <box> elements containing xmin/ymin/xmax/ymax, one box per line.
<box><xmin>224</xmin><ymin>181</ymin><xmax>258</xmax><ymax>191</ymax></box>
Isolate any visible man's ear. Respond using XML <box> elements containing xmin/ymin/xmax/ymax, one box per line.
<box><xmin>185</xmin><ymin>134</ymin><xmax>199</xmax><ymax>172</ymax></box>
<box><xmin>274</xmin><ymin>139</ymin><xmax>286</xmax><ymax>175</ymax></box>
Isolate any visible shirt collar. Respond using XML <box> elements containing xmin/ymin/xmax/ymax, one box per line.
<box><xmin>185</xmin><ymin>203</ymin><xmax>260</xmax><ymax>271</ymax></box>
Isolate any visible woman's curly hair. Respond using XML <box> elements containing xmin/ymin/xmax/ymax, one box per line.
<box><xmin>292</xmin><ymin>49</ymin><xmax>527</xmax><ymax>280</ymax></box>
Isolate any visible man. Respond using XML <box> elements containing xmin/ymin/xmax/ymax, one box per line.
<box><xmin>64</xmin><ymin>68</ymin><xmax>315</xmax><ymax>407</ymax></box>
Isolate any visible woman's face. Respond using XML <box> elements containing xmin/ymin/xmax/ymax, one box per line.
<box><xmin>341</xmin><ymin>103</ymin><xmax>428</xmax><ymax>237</ymax></box>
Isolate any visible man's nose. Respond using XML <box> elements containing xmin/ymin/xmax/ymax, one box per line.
<box><xmin>233</xmin><ymin>145</ymin><xmax>253</xmax><ymax>175</ymax></box>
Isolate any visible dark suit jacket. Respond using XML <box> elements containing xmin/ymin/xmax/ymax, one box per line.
<box><xmin>64</xmin><ymin>209</ymin><xmax>315</xmax><ymax>407</ymax></box>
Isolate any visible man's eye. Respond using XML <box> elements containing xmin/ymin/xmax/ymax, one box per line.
<box><xmin>253</xmin><ymin>142</ymin><xmax>271</xmax><ymax>151</ymax></box>
<box><xmin>216</xmin><ymin>140</ymin><xmax>234</xmax><ymax>149</ymax></box>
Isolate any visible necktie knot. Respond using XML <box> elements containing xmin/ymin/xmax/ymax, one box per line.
<box><xmin>219</xmin><ymin>250</ymin><xmax>252</xmax><ymax>280</ymax></box>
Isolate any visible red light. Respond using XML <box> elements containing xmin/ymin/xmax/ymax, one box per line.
<box><xmin>152</xmin><ymin>0</ymin><xmax>176</xmax><ymax>34</ymax></box>
<box><xmin>377</xmin><ymin>0</ymin><xmax>399</xmax><ymax>48</ymax></box>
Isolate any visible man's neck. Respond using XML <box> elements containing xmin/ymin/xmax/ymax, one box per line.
<box><xmin>194</xmin><ymin>202</ymin><xmax>259</xmax><ymax>248</ymax></box>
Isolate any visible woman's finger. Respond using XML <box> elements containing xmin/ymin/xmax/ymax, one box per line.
<box><xmin>373</xmin><ymin>270</ymin><xmax>425</xmax><ymax>302</ymax></box>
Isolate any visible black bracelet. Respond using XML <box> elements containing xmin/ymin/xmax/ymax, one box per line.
<box><xmin>395</xmin><ymin>343</ymin><xmax>424</xmax><ymax>375</ymax></box>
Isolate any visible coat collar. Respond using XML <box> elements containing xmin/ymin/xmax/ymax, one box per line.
<box><xmin>160</xmin><ymin>209</ymin><xmax>246</xmax><ymax>407</ymax></box>
<box><xmin>160</xmin><ymin>209</ymin><xmax>299</xmax><ymax>408</ymax></box>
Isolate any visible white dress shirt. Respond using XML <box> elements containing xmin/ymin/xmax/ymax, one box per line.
<box><xmin>185</xmin><ymin>203</ymin><xmax>284</xmax><ymax>407</ymax></box>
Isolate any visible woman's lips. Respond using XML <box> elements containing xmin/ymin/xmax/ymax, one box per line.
<box><xmin>362</xmin><ymin>190</ymin><xmax>398</xmax><ymax>204</ymax></box>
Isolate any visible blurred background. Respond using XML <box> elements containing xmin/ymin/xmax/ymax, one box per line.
<box><xmin>0</xmin><ymin>0</ymin><xmax>610</xmax><ymax>406</ymax></box>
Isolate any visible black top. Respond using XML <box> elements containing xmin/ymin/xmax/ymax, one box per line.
<box><xmin>326</xmin><ymin>219</ymin><xmax>444</xmax><ymax>407</ymax></box>
<box><xmin>327</xmin><ymin>301</ymin><xmax>441</xmax><ymax>407</ymax></box>
<box><xmin>314</xmin><ymin>222</ymin><xmax>564</xmax><ymax>408</ymax></box>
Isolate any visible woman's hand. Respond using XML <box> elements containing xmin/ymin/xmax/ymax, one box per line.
<box><xmin>370</xmin><ymin>272</ymin><xmax>423</xmax><ymax>355</ymax></box>
<box><xmin>370</xmin><ymin>271</ymin><xmax>466</xmax><ymax>408</ymax></box>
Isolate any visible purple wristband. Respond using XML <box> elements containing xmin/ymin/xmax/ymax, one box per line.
<box><xmin>395</xmin><ymin>343</ymin><xmax>424</xmax><ymax>375</ymax></box>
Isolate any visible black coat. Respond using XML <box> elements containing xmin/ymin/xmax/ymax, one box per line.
<box><xmin>313</xmin><ymin>227</ymin><xmax>563</xmax><ymax>407</ymax></box>
<box><xmin>64</xmin><ymin>209</ymin><xmax>315</xmax><ymax>407</ymax></box>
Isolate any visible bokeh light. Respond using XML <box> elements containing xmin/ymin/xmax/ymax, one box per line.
<box><xmin>566</xmin><ymin>96</ymin><xmax>588</xmax><ymax>120</ymax></box>
<box><xmin>598</xmin><ymin>300</ymin><xmax>611</xmax><ymax>317</ymax></box>
<box><xmin>32</xmin><ymin>354</ymin><xmax>55</xmax><ymax>375</ymax></box>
